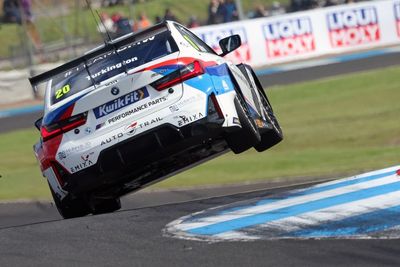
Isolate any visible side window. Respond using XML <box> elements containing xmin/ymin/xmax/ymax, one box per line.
<box><xmin>175</xmin><ymin>25</ymin><xmax>215</xmax><ymax>54</ymax></box>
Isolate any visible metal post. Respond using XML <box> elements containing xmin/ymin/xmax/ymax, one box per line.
<box><xmin>18</xmin><ymin>0</ymin><xmax>37</xmax><ymax>97</ymax></box>
<box><xmin>72</xmin><ymin>0</ymin><xmax>81</xmax><ymax>57</ymax></box>
<box><xmin>18</xmin><ymin>0</ymin><xmax>35</xmax><ymax>67</ymax></box>
<box><xmin>128</xmin><ymin>0</ymin><xmax>135</xmax><ymax>27</ymax></box>
<box><xmin>235</xmin><ymin>0</ymin><xmax>245</xmax><ymax>20</ymax></box>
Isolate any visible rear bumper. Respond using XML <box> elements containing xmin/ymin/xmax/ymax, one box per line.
<box><xmin>54</xmin><ymin>116</ymin><xmax>226</xmax><ymax>197</ymax></box>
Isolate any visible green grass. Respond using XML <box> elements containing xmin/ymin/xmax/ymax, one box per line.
<box><xmin>0</xmin><ymin>0</ymin><xmax>286</xmax><ymax>59</ymax></box>
<box><xmin>0</xmin><ymin>66</ymin><xmax>399</xmax><ymax>200</ymax></box>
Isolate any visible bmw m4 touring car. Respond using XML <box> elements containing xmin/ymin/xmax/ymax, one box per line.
<box><xmin>30</xmin><ymin>21</ymin><xmax>283</xmax><ymax>218</ymax></box>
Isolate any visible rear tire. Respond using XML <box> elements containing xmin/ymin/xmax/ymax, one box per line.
<box><xmin>254</xmin><ymin>88</ymin><xmax>283</xmax><ymax>152</ymax></box>
<box><xmin>225</xmin><ymin>96</ymin><xmax>261</xmax><ymax>154</ymax></box>
<box><xmin>49</xmin><ymin>184</ymin><xmax>90</xmax><ymax>219</ymax></box>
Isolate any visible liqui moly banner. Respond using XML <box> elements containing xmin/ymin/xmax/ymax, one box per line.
<box><xmin>327</xmin><ymin>7</ymin><xmax>380</xmax><ymax>48</ymax></box>
<box><xmin>193</xmin><ymin>0</ymin><xmax>400</xmax><ymax>67</ymax></box>
<box><xmin>395</xmin><ymin>2</ymin><xmax>400</xmax><ymax>37</ymax></box>
<box><xmin>263</xmin><ymin>17</ymin><xmax>315</xmax><ymax>58</ymax></box>
<box><xmin>193</xmin><ymin>26</ymin><xmax>251</xmax><ymax>64</ymax></box>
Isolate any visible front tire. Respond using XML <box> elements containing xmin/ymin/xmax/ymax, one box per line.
<box><xmin>225</xmin><ymin>96</ymin><xmax>261</xmax><ymax>154</ymax></box>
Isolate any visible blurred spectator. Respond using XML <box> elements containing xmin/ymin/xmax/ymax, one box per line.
<box><xmin>98</xmin><ymin>12</ymin><xmax>115</xmax><ymax>34</ymax></box>
<box><xmin>221</xmin><ymin>0</ymin><xmax>239</xmax><ymax>23</ymax></box>
<box><xmin>2</xmin><ymin>0</ymin><xmax>20</xmax><ymax>23</ymax></box>
<box><xmin>269</xmin><ymin>1</ymin><xmax>286</xmax><ymax>16</ymax></box>
<box><xmin>101</xmin><ymin>0</ymin><xmax>124</xmax><ymax>7</ymax></box>
<box><xmin>324</xmin><ymin>0</ymin><xmax>337</xmax><ymax>7</ymax></box>
<box><xmin>3</xmin><ymin>0</ymin><xmax>42</xmax><ymax>50</ymax></box>
<box><xmin>22</xmin><ymin>0</ymin><xmax>42</xmax><ymax>50</ymax></box>
<box><xmin>134</xmin><ymin>12</ymin><xmax>152</xmax><ymax>31</ymax></box>
<box><xmin>21</xmin><ymin>0</ymin><xmax>33</xmax><ymax>22</ymax></box>
<box><xmin>207</xmin><ymin>0</ymin><xmax>223</xmax><ymax>24</ymax></box>
<box><xmin>290</xmin><ymin>0</ymin><xmax>302</xmax><ymax>12</ymax></box>
<box><xmin>251</xmin><ymin>4</ymin><xmax>269</xmax><ymax>18</ymax></box>
<box><xmin>290</xmin><ymin>0</ymin><xmax>318</xmax><ymax>12</ymax></box>
<box><xmin>187</xmin><ymin>15</ymin><xmax>200</xmax><ymax>28</ymax></box>
<box><xmin>155</xmin><ymin>15</ymin><xmax>162</xmax><ymax>24</ymax></box>
<box><xmin>164</xmin><ymin>8</ymin><xmax>179</xmax><ymax>22</ymax></box>
<box><xmin>112</xmin><ymin>12</ymin><xmax>133</xmax><ymax>37</ymax></box>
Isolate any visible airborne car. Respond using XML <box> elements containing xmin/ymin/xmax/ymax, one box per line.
<box><xmin>30</xmin><ymin>21</ymin><xmax>283</xmax><ymax>218</ymax></box>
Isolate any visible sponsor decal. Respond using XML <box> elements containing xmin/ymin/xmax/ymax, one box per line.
<box><xmin>81</xmin><ymin>151</ymin><xmax>94</xmax><ymax>161</ymax></box>
<box><xmin>93</xmin><ymin>87</ymin><xmax>149</xmax><ymax>119</ymax></box>
<box><xmin>104</xmin><ymin>80</ymin><xmax>118</xmax><ymax>87</ymax></box>
<box><xmin>70</xmin><ymin>151</ymin><xmax>94</xmax><ymax>173</ymax></box>
<box><xmin>111</xmin><ymin>87</ymin><xmax>120</xmax><ymax>95</ymax></box>
<box><xmin>100</xmin><ymin>132</ymin><xmax>124</xmax><ymax>146</ymax></box>
<box><xmin>222</xmin><ymin>80</ymin><xmax>230</xmax><ymax>91</ymax></box>
<box><xmin>263</xmin><ymin>17</ymin><xmax>315</xmax><ymax>58</ymax></box>
<box><xmin>125</xmin><ymin>122</ymin><xmax>137</xmax><ymax>136</ymax></box>
<box><xmin>70</xmin><ymin>159</ymin><xmax>93</xmax><ymax>173</ymax></box>
<box><xmin>169</xmin><ymin>105</ymin><xmax>179</xmax><ymax>112</ymax></box>
<box><xmin>138</xmin><ymin>117</ymin><xmax>163</xmax><ymax>129</ymax></box>
<box><xmin>105</xmin><ymin>103</ymin><xmax>148</xmax><ymax>125</ymax></box>
<box><xmin>58</xmin><ymin>151</ymin><xmax>67</xmax><ymax>160</ymax></box>
<box><xmin>327</xmin><ymin>7</ymin><xmax>380</xmax><ymax>48</ymax></box>
<box><xmin>195</xmin><ymin>27</ymin><xmax>251</xmax><ymax>63</ymax></box>
<box><xmin>169</xmin><ymin>96</ymin><xmax>198</xmax><ymax>113</ymax></box>
<box><xmin>395</xmin><ymin>3</ymin><xmax>400</xmax><ymax>37</ymax></box>
<box><xmin>123</xmin><ymin>117</ymin><xmax>163</xmax><ymax>136</ymax></box>
<box><xmin>96</xmin><ymin>96</ymin><xmax>168</xmax><ymax>128</ymax></box>
<box><xmin>96</xmin><ymin>122</ymin><xmax>105</xmax><ymax>130</ymax></box>
<box><xmin>176</xmin><ymin>112</ymin><xmax>204</xmax><ymax>127</ymax></box>
<box><xmin>85</xmin><ymin>127</ymin><xmax>92</xmax><ymax>135</ymax></box>
<box><xmin>57</xmin><ymin>142</ymin><xmax>91</xmax><ymax>160</ymax></box>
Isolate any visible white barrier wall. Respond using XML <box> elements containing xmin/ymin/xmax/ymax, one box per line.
<box><xmin>193</xmin><ymin>0</ymin><xmax>400</xmax><ymax>67</ymax></box>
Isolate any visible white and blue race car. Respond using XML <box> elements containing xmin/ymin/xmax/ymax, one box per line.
<box><xmin>30</xmin><ymin>21</ymin><xmax>283</xmax><ymax>218</ymax></box>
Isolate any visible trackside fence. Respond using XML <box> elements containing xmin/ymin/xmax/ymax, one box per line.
<box><xmin>192</xmin><ymin>0</ymin><xmax>400</xmax><ymax>67</ymax></box>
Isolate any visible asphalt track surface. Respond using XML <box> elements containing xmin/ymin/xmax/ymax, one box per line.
<box><xmin>1</xmin><ymin>51</ymin><xmax>400</xmax><ymax>133</ymax></box>
<box><xmin>2</xmin><ymin>180</ymin><xmax>400</xmax><ymax>266</ymax></box>
<box><xmin>1</xmin><ymin>53</ymin><xmax>400</xmax><ymax>266</ymax></box>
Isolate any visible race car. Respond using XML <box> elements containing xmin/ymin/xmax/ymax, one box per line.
<box><xmin>30</xmin><ymin>21</ymin><xmax>283</xmax><ymax>219</ymax></box>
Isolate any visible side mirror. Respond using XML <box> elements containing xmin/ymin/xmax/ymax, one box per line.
<box><xmin>219</xmin><ymin>34</ymin><xmax>241</xmax><ymax>57</ymax></box>
<box><xmin>34</xmin><ymin>117</ymin><xmax>43</xmax><ymax>131</ymax></box>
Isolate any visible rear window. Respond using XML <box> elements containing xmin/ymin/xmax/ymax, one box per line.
<box><xmin>50</xmin><ymin>30</ymin><xmax>178</xmax><ymax>105</ymax></box>
<box><xmin>49</xmin><ymin>63</ymin><xmax>93</xmax><ymax>105</ymax></box>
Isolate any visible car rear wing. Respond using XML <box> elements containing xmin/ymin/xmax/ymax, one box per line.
<box><xmin>29</xmin><ymin>22</ymin><xmax>170</xmax><ymax>94</ymax></box>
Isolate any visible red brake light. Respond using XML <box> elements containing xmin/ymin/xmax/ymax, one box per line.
<box><xmin>41</xmin><ymin>126</ymin><xmax>62</xmax><ymax>141</ymax></box>
<box><xmin>151</xmin><ymin>61</ymin><xmax>204</xmax><ymax>91</ymax></box>
<box><xmin>41</xmin><ymin>112</ymin><xmax>87</xmax><ymax>142</ymax></box>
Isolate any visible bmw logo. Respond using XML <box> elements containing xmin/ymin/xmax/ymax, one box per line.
<box><xmin>111</xmin><ymin>87</ymin><xmax>120</xmax><ymax>95</ymax></box>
